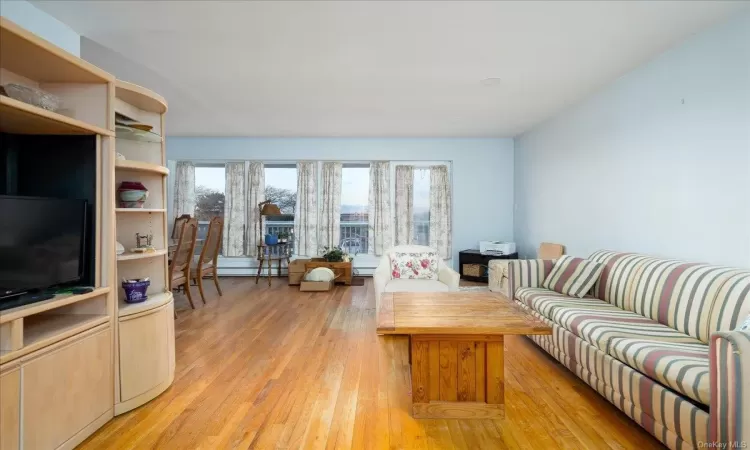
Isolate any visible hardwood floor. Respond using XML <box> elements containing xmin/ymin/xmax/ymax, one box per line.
<box><xmin>81</xmin><ymin>278</ymin><xmax>664</xmax><ymax>449</ymax></box>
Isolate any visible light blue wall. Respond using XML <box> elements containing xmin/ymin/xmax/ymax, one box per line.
<box><xmin>0</xmin><ymin>0</ymin><xmax>80</xmax><ymax>56</ymax></box>
<box><xmin>167</xmin><ymin>137</ymin><xmax>515</xmax><ymax>265</ymax></box>
<box><xmin>514</xmin><ymin>12</ymin><xmax>750</xmax><ymax>267</ymax></box>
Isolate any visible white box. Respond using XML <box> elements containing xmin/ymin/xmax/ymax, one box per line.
<box><xmin>479</xmin><ymin>241</ymin><xmax>516</xmax><ymax>255</ymax></box>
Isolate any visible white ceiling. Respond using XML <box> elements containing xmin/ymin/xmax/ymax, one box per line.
<box><xmin>33</xmin><ymin>0</ymin><xmax>748</xmax><ymax>137</ymax></box>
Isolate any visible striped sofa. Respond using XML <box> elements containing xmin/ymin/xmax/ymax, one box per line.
<box><xmin>505</xmin><ymin>251</ymin><xmax>750</xmax><ymax>450</ymax></box>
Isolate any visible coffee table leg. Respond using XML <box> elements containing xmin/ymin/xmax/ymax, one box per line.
<box><xmin>410</xmin><ymin>335</ymin><xmax>505</xmax><ymax>419</ymax></box>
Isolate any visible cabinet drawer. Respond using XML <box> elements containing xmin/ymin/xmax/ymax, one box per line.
<box><xmin>0</xmin><ymin>366</ymin><xmax>20</xmax><ymax>450</ymax></box>
<box><xmin>22</xmin><ymin>327</ymin><xmax>112</xmax><ymax>450</ymax></box>
<box><xmin>119</xmin><ymin>303</ymin><xmax>171</xmax><ymax>402</ymax></box>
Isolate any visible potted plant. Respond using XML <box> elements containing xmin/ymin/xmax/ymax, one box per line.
<box><xmin>278</xmin><ymin>231</ymin><xmax>289</xmax><ymax>244</ymax></box>
<box><xmin>321</xmin><ymin>246</ymin><xmax>346</xmax><ymax>262</ymax></box>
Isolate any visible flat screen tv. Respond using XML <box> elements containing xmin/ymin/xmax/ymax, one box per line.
<box><xmin>0</xmin><ymin>196</ymin><xmax>87</xmax><ymax>300</ymax></box>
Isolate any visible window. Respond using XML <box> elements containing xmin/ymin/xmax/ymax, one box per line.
<box><xmin>341</xmin><ymin>165</ymin><xmax>369</xmax><ymax>254</ymax></box>
<box><xmin>194</xmin><ymin>165</ymin><xmax>226</xmax><ymax>255</ymax></box>
<box><xmin>264</xmin><ymin>165</ymin><xmax>297</xmax><ymax>239</ymax></box>
<box><xmin>413</xmin><ymin>168</ymin><xmax>430</xmax><ymax>246</ymax></box>
<box><xmin>194</xmin><ymin>166</ymin><xmax>226</xmax><ymax>222</ymax></box>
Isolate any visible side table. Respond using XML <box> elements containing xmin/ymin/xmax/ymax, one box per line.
<box><xmin>256</xmin><ymin>243</ymin><xmax>292</xmax><ymax>286</ymax></box>
<box><xmin>458</xmin><ymin>249</ymin><xmax>518</xmax><ymax>283</ymax></box>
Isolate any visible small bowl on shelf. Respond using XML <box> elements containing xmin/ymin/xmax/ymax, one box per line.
<box><xmin>118</xmin><ymin>181</ymin><xmax>149</xmax><ymax>208</ymax></box>
<box><xmin>122</xmin><ymin>279</ymin><xmax>150</xmax><ymax>304</ymax></box>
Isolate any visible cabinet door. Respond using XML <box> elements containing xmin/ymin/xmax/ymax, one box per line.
<box><xmin>0</xmin><ymin>366</ymin><xmax>20</xmax><ymax>450</ymax></box>
<box><xmin>119</xmin><ymin>304</ymin><xmax>171</xmax><ymax>402</ymax></box>
<box><xmin>23</xmin><ymin>327</ymin><xmax>112</xmax><ymax>450</ymax></box>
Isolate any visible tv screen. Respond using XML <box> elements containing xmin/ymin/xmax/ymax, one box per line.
<box><xmin>0</xmin><ymin>196</ymin><xmax>87</xmax><ymax>298</ymax></box>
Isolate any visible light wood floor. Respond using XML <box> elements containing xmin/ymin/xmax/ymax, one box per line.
<box><xmin>81</xmin><ymin>278</ymin><xmax>664</xmax><ymax>449</ymax></box>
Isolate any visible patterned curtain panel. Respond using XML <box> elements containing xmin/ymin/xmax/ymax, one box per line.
<box><xmin>319</xmin><ymin>162</ymin><xmax>342</xmax><ymax>250</ymax></box>
<box><xmin>429</xmin><ymin>165</ymin><xmax>452</xmax><ymax>259</ymax></box>
<box><xmin>294</xmin><ymin>161</ymin><xmax>318</xmax><ymax>256</ymax></box>
<box><xmin>368</xmin><ymin>161</ymin><xmax>392</xmax><ymax>256</ymax></box>
<box><xmin>394</xmin><ymin>165</ymin><xmax>414</xmax><ymax>246</ymax></box>
<box><xmin>222</xmin><ymin>162</ymin><xmax>246</xmax><ymax>256</ymax></box>
<box><xmin>173</xmin><ymin>161</ymin><xmax>195</xmax><ymax>218</ymax></box>
<box><xmin>244</xmin><ymin>161</ymin><xmax>265</xmax><ymax>257</ymax></box>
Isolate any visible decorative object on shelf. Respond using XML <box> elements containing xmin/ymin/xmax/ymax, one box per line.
<box><xmin>115</xmin><ymin>114</ymin><xmax>153</xmax><ymax>131</ymax></box>
<box><xmin>264</xmin><ymin>234</ymin><xmax>278</xmax><ymax>245</ymax></box>
<box><xmin>278</xmin><ymin>231</ymin><xmax>289</xmax><ymax>244</ymax></box>
<box><xmin>132</xmin><ymin>233</ymin><xmax>155</xmax><ymax>253</ymax></box>
<box><xmin>479</xmin><ymin>241</ymin><xmax>516</xmax><ymax>256</ymax></box>
<box><xmin>118</xmin><ymin>181</ymin><xmax>149</xmax><ymax>208</ymax></box>
<box><xmin>258</xmin><ymin>199</ymin><xmax>281</xmax><ymax>247</ymax></box>
<box><xmin>3</xmin><ymin>83</ymin><xmax>61</xmax><ymax>111</ymax></box>
<box><xmin>116</xmin><ymin>152</ymin><xmax>126</xmax><ymax>161</ymax></box>
<box><xmin>122</xmin><ymin>278</ymin><xmax>150</xmax><ymax>303</ymax></box>
<box><xmin>116</xmin><ymin>241</ymin><xmax>125</xmax><ymax>255</ymax></box>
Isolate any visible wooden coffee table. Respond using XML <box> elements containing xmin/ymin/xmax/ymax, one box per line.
<box><xmin>376</xmin><ymin>291</ymin><xmax>552</xmax><ymax>419</ymax></box>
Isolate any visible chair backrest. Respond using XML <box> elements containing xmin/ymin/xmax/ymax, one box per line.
<box><xmin>538</xmin><ymin>242</ymin><xmax>564</xmax><ymax>260</ymax></box>
<box><xmin>172</xmin><ymin>214</ymin><xmax>192</xmax><ymax>239</ymax></box>
<box><xmin>198</xmin><ymin>216</ymin><xmax>223</xmax><ymax>266</ymax></box>
<box><xmin>171</xmin><ymin>218</ymin><xmax>198</xmax><ymax>276</ymax></box>
<box><xmin>588</xmin><ymin>250</ymin><xmax>750</xmax><ymax>343</ymax></box>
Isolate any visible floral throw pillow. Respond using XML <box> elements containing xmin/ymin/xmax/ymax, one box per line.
<box><xmin>390</xmin><ymin>252</ymin><xmax>439</xmax><ymax>280</ymax></box>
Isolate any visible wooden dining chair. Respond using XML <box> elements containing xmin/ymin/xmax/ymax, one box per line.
<box><xmin>169</xmin><ymin>218</ymin><xmax>198</xmax><ymax>309</ymax></box>
<box><xmin>171</xmin><ymin>214</ymin><xmax>192</xmax><ymax>240</ymax></box>
<box><xmin>191</xmin><ymin>216</ymin><xmax>223</xmax><ymax>303</ymax></box>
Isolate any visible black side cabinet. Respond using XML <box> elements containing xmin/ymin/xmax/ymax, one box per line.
<box><xmin>458</xmin><ymin>250</ymin><xmax>519</xmax><ymax>283</ymax></box>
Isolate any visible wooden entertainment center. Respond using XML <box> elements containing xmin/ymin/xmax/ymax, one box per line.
<box><xmin>0</xmin><ymin>18</ymin><xmax>174</xmax><ymax>449</ymax></box>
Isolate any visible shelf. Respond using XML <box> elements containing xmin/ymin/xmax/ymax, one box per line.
<box><xmin>0</xmin><ymin>95</ymin><xmax>115</xmax><ymax>136</ymax></box>
<box><xmin>0</xmin><ymin>287</ymin><xmax>111</xmax><ymax>324</ymax></box>
<box><xmin>117</xmin><ymin>249</ymin><xmax>168</xmax><ymax>261</ymax></box>
<box><xmin>0</xmin><ymin>314</ymin><xmax>109</xmax><ymax>365</ymax></box>
<box><xmin>1</xmin><ymin>17</ymin><xmax>113</xmax><ymax>84</ymax></box>
<box><xmin>115</xmin><ymin>80</ymin><xmax>168</xmax><ymax>114</ymax></box>
<box><xmin>115</xmin><ymin>208</ymin><xmax>166</xmax><ymax>213</ymax></box>
<box><xmin>118</xmin><ymin>291</ymin><xmax>173</xmax><ymax>318</ymax></box>
<box><xmin>116</xmin><ymin>124</ymin><xmax>162</xmax><ymax>143</ymax></box>
<box><xmin>115</xmin><ymin>160</ymin><xmax>169</xmax><ymax>175</ymax></box>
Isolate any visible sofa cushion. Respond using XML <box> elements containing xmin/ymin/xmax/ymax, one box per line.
<box><xmin>588</xmin><ymin>250</ymin><xmax>750</xmax><ymax>343</ymax></box>
<box><xmin>384</xmin><ymin>279</ymin><xmax>449</xmax><ymax>293</ymax></box>
<box><xmin>607</xmin><ymin>337</ymin><xmax>709</xmax><ymax>405</ymax></box>
<box><xmin>542</xmin><ymin>256</ymin><xmax>604</xmax><ymax>298</ymax></box>
<box><xmin>516</xmin><ymin>287</ymin><xmax>703</xmax><ymax>352</ymax></box>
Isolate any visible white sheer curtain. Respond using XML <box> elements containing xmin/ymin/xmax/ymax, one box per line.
<box><xmin>244</xmin><ymin>161</ymin><xmax>265</xmax><ymax>257</ymax></box>
<box><xmin>173</xmin><ymin>161</ymin><xmax>195</xmax><ymax>219</ymax></box>
<box><xmin>222</xmin><ymin>162</ymin><xmax>246</xmax><ymax>256</ymax></box>
<box><xmin>294</xmin><ymin>162</ymin><xmax>318</xmax><ymax>256</ymax></box>
<box><xmin>394</xmin><ymin>165</ymin><xmax>414</xmax><ymax>246</ymax></box>
<box><xmin>429</xmin><ymin>165</ymin><xmax>452</xmax><ymax>259</ymax></box>
<box><xmin>319</xmin><ymin>162</ymin><xmax>342</xmax><ymax>250</ymax></box>
<box><xmin>367</xmin><ymin>161</ymin><xmax>391</xmax><ymax>256</ymax></box>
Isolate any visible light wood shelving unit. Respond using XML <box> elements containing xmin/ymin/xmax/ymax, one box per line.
<box><xmin>113</xmin><ymin>79</ymin><xmax>175</xmax><ymax>416</ymax></box>
<box><xmin>0</xmin><ymin>17</ymin><xmax>116</xmax><ymax>450</ymax></box>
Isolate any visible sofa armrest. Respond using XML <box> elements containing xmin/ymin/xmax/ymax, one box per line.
<box><xmin>710</xmin><ymin>330</ymin><xmax>750</xmax><ymax>445</ymax></box>
<box><xmin>438</xmin><ymin>265</ymin><xmax>460</xmax><ymax>291</ymax></box>
<box><xmin>506</xmin><ymin>259</ymin><xmax>556</xmax><ymax>299</ymax></box>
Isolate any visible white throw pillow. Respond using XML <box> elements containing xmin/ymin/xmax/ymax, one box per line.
<box><xmin>305</xmin><ymin>267</ymin><xmax>335</xmax><ymax>282</ymax></box>
<box><xmin>389</xmin><ymin>251</ymin><xmax>439</xmax><ymax>280</ymax></box>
